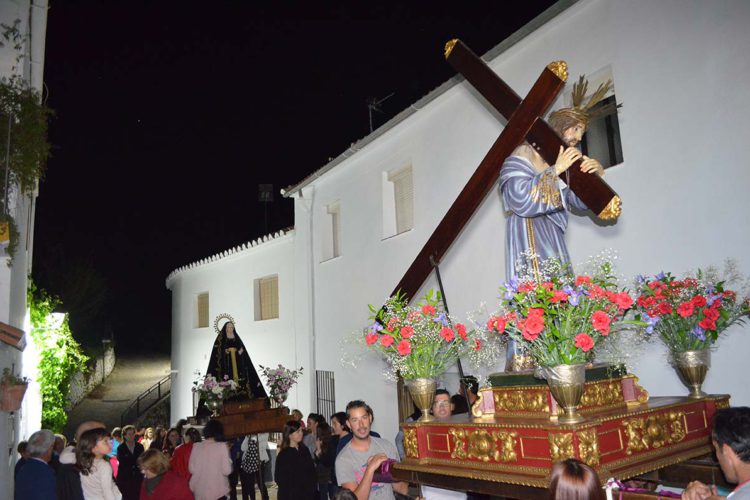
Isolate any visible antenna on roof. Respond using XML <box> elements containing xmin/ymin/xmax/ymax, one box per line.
<box><xmin>367</xmin><ymin>93</ymin><xmax>394</xmax><ymax>132</ymax></box>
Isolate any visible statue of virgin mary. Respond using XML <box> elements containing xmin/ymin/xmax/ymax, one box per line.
<box><xmin>206</xmin><ymin>315</ymin><xmax>267</xmax><ymax>399</ymax></box>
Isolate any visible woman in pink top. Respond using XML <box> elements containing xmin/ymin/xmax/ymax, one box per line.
<box><xmin>188</xmin><ymin>420</ymin><xmax>233</xmax><ymax>500</ymax></box>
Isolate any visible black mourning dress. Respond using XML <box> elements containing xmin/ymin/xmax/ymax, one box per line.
<box><xmin>206</xmin><ymin>324</ymin><xmax>267</xmax><ymax>399</ymax></box>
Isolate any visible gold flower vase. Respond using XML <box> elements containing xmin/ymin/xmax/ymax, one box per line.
<box><xmin>544</xmin><ymin>364</ymin><xmax>586</xmax><ymax>424</ymax></box>
<box><xmin>672</xmin><ymin>349</ymin><xmax>710</xmax><ymax>399</ymax></box>
<box><xmin>406</xmin><ymin>378</ymin><xmax>437</xmax><ymax>422</ymax></box>
<box><xmin>205</xmin><ymin>395</ymin><xmax>223</xmax><ymax>417</ymax></box>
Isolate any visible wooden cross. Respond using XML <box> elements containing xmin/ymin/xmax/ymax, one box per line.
<box><xmin>391</xmin><ymin>39</ymin><xmax>621</xmax><ymax>301</ymax></box>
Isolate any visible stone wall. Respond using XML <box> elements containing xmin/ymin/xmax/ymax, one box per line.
<box><xmin>67</xmin><ymin>346</ymin><xmax>116</xmax><ymax>409</ymax></box>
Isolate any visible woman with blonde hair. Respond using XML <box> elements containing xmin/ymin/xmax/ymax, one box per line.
<box><xmin>140</xmin><ymin>427</ymin><xmax>155</xmax><ymax>451</ymax></box>
<box><xmin>137</xmin><ymin>448</ymin><xmax>192</xmax><ymax>499</ymax></box>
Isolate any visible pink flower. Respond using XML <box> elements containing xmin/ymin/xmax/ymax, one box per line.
<box><xmin>396</xmin><ymin>340</ymin><xmax>411</xmax><ymax>356</ymax></box>
<box><xmin>386</xmin><ymin>317</ymin><xmax>399</xmax><ymax>331</ymax></box>
<box><xmin>422</xmin><ymin>305</ymin><xmax>436</xmax><ymax>316</ymax></box>
<box><xmin>456</xmin><ymin>323</ymin><xmax>467</xmax><ymax>340</ymax></box>
<box><xmin>591</xmin><ymin>310</ymin><xmax>611</xmax><ymax>335</ymax></box>
<box><xmin>380</xmin><ymin>334</ymin><xmax>394</xmax><ymax>347</ymax></box>
<box><xmin>440</xmin><ymin>327</ymin><xmax>455</xmax><ymax>342</ymax></box>
<box><xmin>574</xmin><ymin>333</ymin><xmax>595</xmax><ymax>352</ymax></box>
<box><xmin>365</xmin><ymin>333</ymin><xmax>378</xmax><ymax>345</ymax></box>
<box><xmin>527</xmin><ymin>308</ymin><xmax>544</xmax><ymax>318</ymax></box>
<box><xmin>400</xmin><ymin>326</ymin><xmax>414</xmax><ymax>338</ymax></box>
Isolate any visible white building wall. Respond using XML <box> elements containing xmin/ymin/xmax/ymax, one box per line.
<box><xmin>292</xmin><ymin>0</ymin><xmax>750</xmax><ymax>442</ymax></box>
<box><xmin>168</xmin><ymin>232</ymin><xmax>314</xmax><ymax>423</ymax></box>
<box><xmin>0</xmin><ymin>1</ymin><xmax>47</xmax><ymax>497</ymax></box>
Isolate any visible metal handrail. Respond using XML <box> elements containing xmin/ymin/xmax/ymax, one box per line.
<box><xmin>120</xmin><ymin>374</ymin><xmax>171</xmax><ymax>426</ymax></box>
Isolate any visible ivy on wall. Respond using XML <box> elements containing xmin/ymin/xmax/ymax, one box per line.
<box><xmin>28</xmin><ymin>281</ymin><xmax>88</xmax><ymax>432</ymax></box>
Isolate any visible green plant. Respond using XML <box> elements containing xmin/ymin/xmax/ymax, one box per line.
<box><xmin>1</xmin><ymin>367</ymin><xmax>29</xmax><ymax>385</ymax></box>
<box><xmin>28</xmin><ymin>280</ymin><xmax>89</xmax><ymax>432</ymax></box>
<box><xmin>0</xmin><ymin>20</ymin><xmax>53</xmax><ymax>258</ymax></box>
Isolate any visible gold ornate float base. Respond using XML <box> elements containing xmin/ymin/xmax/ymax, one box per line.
<box><xmin>394</xmin><ymin>393</ymin><xmax>729</xmax><ymax>493</ymax></box>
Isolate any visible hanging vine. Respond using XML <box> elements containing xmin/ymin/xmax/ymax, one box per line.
<box><xmin>0</xmin><ymin>19</ymin><xmax>53</xmax><ymax>258</ymax></box>
<box><xmin>28</xmin><ymin>280</ymin><xmax>89</xmax><ymax>432</ymax></box>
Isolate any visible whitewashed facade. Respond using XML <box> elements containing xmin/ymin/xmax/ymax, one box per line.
<box><xmin>0</xmin><ymin>0</ymin><xmax>48</xmax><ymax>497</ymax></box>
<box><xmin>169</xmin><ymin>0</ymin><xmax>750</xmax><ymax>443</ymax></box>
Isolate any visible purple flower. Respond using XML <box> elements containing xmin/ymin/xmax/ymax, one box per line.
<box><xmin>568</xmin><ymin>290</ymin><xmax>581</xmax><ymax>307</ymax></box>
<box><xmin>635</xmin><ymin>274</ymin><xmax>646</xmax><ymax>284</ymax></box>
<box><xmin>433</xmin><ymin>313</ymin><xmax>448</xmax><ymax>326</ymax></box>
<box><xmin>642</xmin><ymin>313</ymin><xmax>659</xmax><ymax>334</ymax></box>
<box><xmin>692</xmin><ymin>326</ymin><xmax>706</xmax><ymax>341</ymax></box>
<box><xmin>504</xmin><ymin>276</ymin><xmax>520</xmax><ymax>299</ymax></box>
<box><xmin>655</xmin><ymin>271</ymin><xmax>666</xmax><ymax>280</ymax></box>
<box><xmin>369</xmin><ymin>323</ymin><xmax>383</xmax><ymax>333</ymax></box>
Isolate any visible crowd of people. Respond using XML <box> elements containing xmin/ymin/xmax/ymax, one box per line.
<box><xmin>13</xmin><ymin>397</ymin><xmax>750</xmax><ymax>500</ymax></box>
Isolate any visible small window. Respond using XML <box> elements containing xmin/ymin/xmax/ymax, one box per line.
<box><xmin>382</xmin><ymin>165</ymin><xmax>414</xmax><ymax>238</ymax></box>
<box><xmin>254</xmin><ymin>275</ymin><xmax>279</xmax><ymax>321</ymax></box>
<box><xmin>321</xmin><ymin>203</ymin><xmax>341</xmax><ymax>261</ymax></box>
<box><xmin>195</xmin><ymin>292</ymin><xmax>209</xmax><ymax>328</ymax></box>
<box><xmin>581</xmin><ymin>95</ymin><xmax>624</xmax><ymax>169</ymax></box>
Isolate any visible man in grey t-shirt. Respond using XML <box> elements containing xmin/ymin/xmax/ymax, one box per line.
<box><xmin>336</xmin><ymin>400</ymin><xmax>410</xmax><ymax>500</ymax></box>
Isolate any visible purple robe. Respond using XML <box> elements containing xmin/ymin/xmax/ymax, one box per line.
<box><xmin>499</xmin><ymin>155</ymin><xmax>588</xmax><ymax>279</ymax></box>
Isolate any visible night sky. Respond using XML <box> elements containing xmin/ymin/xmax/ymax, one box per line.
<box><xmin>33</xmin><ymin>1</ymin><xmax>557</xmax><ymax>352</ymax></box>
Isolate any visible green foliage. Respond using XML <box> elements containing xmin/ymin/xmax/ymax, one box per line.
<box><xmin>0</xmin><ymin>20</ymin><xmax>53</xmax><ymax>258</ymax></box>
<box><xmin>28</xmin><ymin>280</ymin><xmax>89</xmax><ymax>432</ymax></box>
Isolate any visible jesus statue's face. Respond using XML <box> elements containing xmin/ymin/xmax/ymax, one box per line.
<box><xmin>225</xmin><ymin>322</ymin><xmax>235</xmax><ymax>337</ymax></box>
<box><xmin>562</xmin><ymin>122</ymin><xmax>585</xmax><ymax>147</ymax></box>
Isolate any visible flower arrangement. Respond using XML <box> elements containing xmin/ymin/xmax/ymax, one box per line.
<box><xmin>192</xmin><ymin>372</ymin><xmax>238</xmax><ymax>400</ymax></box>
<box><xmin>258</xmin><ymin>364</ymin><xmax>303</xmax><ymax>399</ymax></box>
<box><xmin>364</xmin><ymin>290</ymin><xmax>481</xmax><ymax>380</ymax></box>
<box><xmin>634</xmin><ymin>267</ymin><xmax>750</xmax><ymax>353</ymax></box>
<box><xmin>488</xmin><ymin>258</ymin><xmax>640</xmax><ymax>367</ymax></box>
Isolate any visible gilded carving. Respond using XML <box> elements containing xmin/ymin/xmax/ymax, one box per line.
<box><xmin>468</xmin><ymin>429</ymin><xmax>498</xmax><ymax>462</ymax></box>
<box><xmin>494</xmin><ymin>390</ymin><xmax>549</xmax><ymax>413</ymax></box>
<box><xmin>580</xmin><ymin>381</ymin><xmax>623</xmax><ymax>408</ymax></box>
<box><xmin>493</xmin><ymin>431</ymin><xmax>518</xmax><ymax>462</ymax></box>
<box><xmin>598</xmin><ymin>195</ymin><xmax>622</xmax><ymax>220</ymax></box>
<box><xmin>404</xmin><ymin>428</ymin><xmax>419</xmax><ymax>458</ymax></box>
<box><xmin>715</xmin><ymin>399</ymin><xmax>730</xmax><ymax>410</ymax></box>
<box><xmin>444</xmin><ymin>39</ymin><xmax>458</xmax><ymax>59</ymax></box>
<box><xmin>623</xmin><ymin>411</ymin><xmax>686</xmax><ymax>455</ymax></box>
<box><xmin>546</xmin><ymin>61</ymin><xmax>568</xmax><ymax>82</ymax></box>
<box><xmin>472</xmin><ymin>389</ymin><xmax>489</xmax><ymax>418</ymax></box>
<box><xmin>577</xmin><ymin>429</ymin><xmax>600</xmax><ymax>466</ymax></box>
<box><xmin>549</xmin><ymin>433</ymin><xmax>575</xmax><ymax>462</ymax></box>
<box><xmin>449</xmin><ymin>428</ymin><xmax>468</xmax><ymax>459</ymax></box>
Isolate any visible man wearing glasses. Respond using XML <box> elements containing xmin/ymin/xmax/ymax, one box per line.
<box><xmin>420</xmin><ymin>390</ymin><xmax>467</xmax><ymax>500</ymax></box>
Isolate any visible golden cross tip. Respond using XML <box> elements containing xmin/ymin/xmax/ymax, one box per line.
<box><xmin>547</xmin><ymin>61</ymin><xmax>568</xmax><ymax>82</ymax></box>
<box><xmin>444</xmin><ymin>39</ymin><xmax>459</xmax><ymax>59</ymax></box>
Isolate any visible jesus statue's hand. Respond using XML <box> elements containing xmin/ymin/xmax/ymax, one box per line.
<box><xmin>580</xmin><ymin>155</ymin><xmax>604</xmax><ymax>176</ymax></box>
<box><xmin>554</xmin><ymin>146</ymin><xmax>582</xmax><ymax>175</ymax></box>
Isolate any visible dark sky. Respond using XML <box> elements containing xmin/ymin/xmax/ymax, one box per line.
<box><xmin>33</xmin><ymin>1</ymin><xmax>557</xmax><ymax>351</ymax></box>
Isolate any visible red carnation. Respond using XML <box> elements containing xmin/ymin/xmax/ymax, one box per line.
<box><xmin>613</xmin><ymin>292</ymin><xmax>634</xmax><ymax>310</ymax></box>
<box><xmin>456</xmin><ymin>323</ymin><xmax>467</xmax><ymax>340</ymax></box>
<box><xmin>657</xmin><ymin>302</ymin><xmax>673</xmax><ymax>315</ymax></box>
<box><xmin>692</xmin><ymin>295</ymin><xmax>707</xmax><ymax>308</ymax></box>
<box><xmin>518</xmin><ymin>282</ymin><xmax>535</xmax><ymax>293</ymax></box>
<box><xmin>365</xmin><ymin>333</ymin><xmax>378</xmax><ymax>345</ymax></box>
<box><xmin>703</xmin><ymin>307</ymin><xmax>720</xmax><ymax>321</ymax></box>
<box><xmin>400</xmin><ymin>326</ymin><xmax>414</xmax><ymax>338</ymax></box>
<box><xmin>591</xmin><ymin>310</ymin><xmax>611</xmax><ymax>335</ymax></box>
<box><xmin>422</xmin><ymin>305</ymin><xmax>436</xmax><ymax>316</ymax></box>
<box><xmin>589</xmin><ymin>285</ymin><xmax>606</xmax><ymax>299</ymax></box>
<box><xmin>474</xmin><ymin>339</ymin><xmax>482</xmax><ymax>351</ymax></box>
<box><xmin>396</xmin><ymin>340</ymin><xmax>411</xmax><ymax>356</ymax></box>
<box><xmin>541</xmin><ymin>282</ymin><xmax>554</xmax><ymax>291</ymax></box>
<box><xmin>440</xmin><ymin>327</ymin><xmax>455</xmax><ymax>342</ymax></box>
<box><xmin>550</xmin><ymin>290</ymin><xmax>568</xmax><ymax>303</ymax></box>
<box><xmin>574</xmin><ymin>333</ymin><xmax>595</xmax><ymax>352</ymax></box>
<box><xmin>528</xmin><ymin>307</ymin><xmax>545</xmax><ymax>318</ymax></box>
<box><xmin>522</xmin><ymin>314</ymin><xmax>544</xmax><ymax>341</ymax></box>
<box><xmin>677</xmin><ymin>301</ymin><xmax>695</xmax><ymax>318</ymax></box>
<box><xmin>380</xmin><ymin>334</ymin><xmax>394</xmax><ymax>347</ymax></box>
<box><xmin>487</xmin><ymin>316</ymin><xmax>507</xmax><ymax>334</ymax></box>
<box><xmin>699</xmin><ymin>318</ymin><xmax>716</xmax><ymax>331</ymax></box>
<box><xmin>575</xmin><ymin>276</ymin><xmax>592</xmax><ymax>287</ymax></box>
